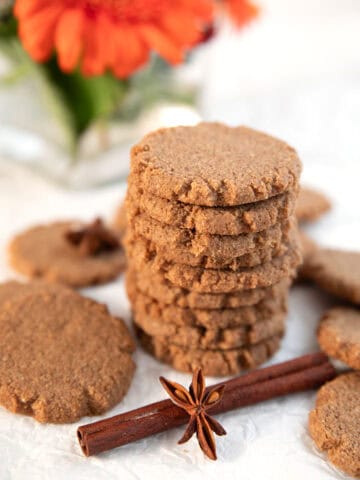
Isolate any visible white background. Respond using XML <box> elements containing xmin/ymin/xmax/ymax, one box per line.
<box><xmin>0</xmin><ymin>1</ymin><xmax>360</xmax><ymax>478</ymax></box>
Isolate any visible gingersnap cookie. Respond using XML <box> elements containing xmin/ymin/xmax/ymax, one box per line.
<box><xmin>128</xmin><ymin>237</ymin><xmax>301</xmax><ymax>293</ymax></box>
<box><xmin>299</xmin><ymin>231</ymin><xmax>318</xmax><ymax>262</ymax></box>
<box><xmin>127</xmin><ymin>206</ymin><xmax>291</xmax><ymax>260</ymax></box>
<box><xmin>127</xmin><ymin>180</ymin><xmax>297</xmax><ymax>235</ymax></box>
<box><xmin>133</xmin><ymin>307</ymin><xmax>286</xmax><ymax>350</ymax></box>
<box><xmin>9</xmin><ymin>221</ymin><xmax>126</xmax><ymax>288</ymax></box>
<box><xmin>0</xmin><ymin>285</ymin><xmax>135</xmax><ymax>423</ymax></box>
<box><xmin>134</xmin><ymin>312</ymin><xmax>285</xmax><ymax>350</ymax></box>
<box><xmin>126</xmin><ymin>274</ymin><xmax>288</xmax><ymax>329</ymax></box>
<box><xmin>309</xmin><ymin>372</ymin><xmax>360</xmax><ymax>477</ymax></box>
<box><xmin>296</xmin><ymin>231</ymin><xmax>318</xmax><ymax>281</ymax></box>
<box><xmin>128</xmin><ymin>266</ymin><xmax>289</xmax><ymax>309</ymax></box>
<box><xmin>136</xmin><ymin>326</ymin><xmax>282</xmax><ymax>376</ymax></box>
<box><xmin>0</xmin><ymin>280</ymin><xmax>69</xmax><ymax>308</ymax></box>
<box><xmin>0</xmin><ymin>281</ymin><xmax>31</xmax><ymax>306</ymax></box>
<box><xmin>296</xmin><ymin>186</ymin><xmax>331</xmax><ymax>223</ymax></box>
<box><xmin>127</xmin><ymin>231</ymin><xmax>289</xmax><ymax>270</ymax></box>
<box><xmin>131</xmin><ymin>122</ymin><xmax>301</xmax><ymax>207</ymax></box>
<box><xmin>158</xmin><ymin>249</ymin><xmax>301</xmax><ymax>293</ymax></box>
<box><xmin>317</xmin><ymin>307</ymin><xmax>360</xmax><ymax>369</ymax></box>
<box><xmin>302</xmin><ymin>248</ymin><xmax>360</xmax><ymax>304</ymax></box>
<box><xmin>112</xmin><ymin>201</ymin><xmax>127</xmax><ymax>239</ymax></box>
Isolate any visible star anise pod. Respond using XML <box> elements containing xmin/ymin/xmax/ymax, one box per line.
<box><xmin>65</xmin><ymin>218</ymin><xmax>120</xmax><ymax>257</ymax></box>
<box><xmin>160</xmin><ymin>368</ymin><xmax>226</xmax><ymax>460</ymax></box>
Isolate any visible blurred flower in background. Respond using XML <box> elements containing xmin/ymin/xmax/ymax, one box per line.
<box><xmin>0</xmin><ymin>0</ymin><xmax>258</xmax><ymax>185</ymax></box>
<box><xmin>14</xmin><ymin>0</ymin><xmax>257</xmax><ymax>79</ymax></box>
<box><xmin>15</xmin><ymin>0</ymin><xmax>214</xmax><ymax>78</ymax></box>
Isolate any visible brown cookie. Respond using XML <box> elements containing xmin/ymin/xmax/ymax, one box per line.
<box><xmin>302</xmin><ymin>248</ymin><xmax>360</xmax><ymax>304</ymax></box>
<box><xmin>157</xmin><ymin>249</ymin><xmax>301</xmax><ymax>293</ymax></box>
<box><xmin>296</xmin><ymin>231</ymin><xmax>318</xmax><ymax>281</ymax></box>
<box><xmin>128</xmin><ymin>237</ymin><xmax>302</xmax><ymax>293</ymax></box>
<box><xmin>136</xmin><ymin>326</ymin><xmax>282</xmax><ymax>376</ymax></box>
<box><xmin>296</xmin><ymin>186</ymin><xmax>331</xmax><ymax>223</ymax></box>
<box><xmin>0</xmin><ymin>283</ymin><xmax>135</xmax><ymax>423</ymax></box>
<box><xmin>309</xmin><ymin>372</ymin><xmax>360</xmax><ymax>478</ymax></box>
<box><xmin>131</xmin><ymin>122</ymin><xmax>301</xmax><ymax>207</ymax></box>
<box><xmin>317</xmin><ymin>307</ymin><xmax>360</xmax><ymax>369</ymax></box>
<box><xmin>133</xmin><ymin>309</ymin><xmax>286</xmax><ymax>350</ymax></box>
<box><xmin>127</xmin><ymin>205</ymin><xmax>291</xmax><ymax>260</ymax></box>
<box><xmin>0</xmin><ymin>280</ymin><xmax>95</xmax><ymax>307</ymax></box>
<box><xmin>128</xmin><ymin>266</ymin><xmax>290</xmax><ymax>309</ymax></box>
<box><xmin>126</xmin><ymin>231</ymin><xmax>289</xmax><ymax>270</ymax></box>
<box><xmin>127</xmin><ymin>179</ymin><xmax>297</xmax><ymax>235</ymax></box>
<box><xmin>126</xmin><ymin>272</ymin><xmax>288</xmax><ymax>329</ymax></box>
<box><xmin>0</xmin><ymin>280</ymin><xmax>70</xmax><ymax>307</ymax></box>
<box><xmin>112</xmin><ymin>201</ymin><xmax>127</xmax><ymax>239</ymax></box>
<box><xmin>299</xmin><ymin>231</ymin><xmax>318</xmax><ymax>262</ymax></box>
<box><xmin>8</xmin><ymin>221</ymin><xmax>126</xmax><ymax>288</ymax></box>
<box><xmin>0</xmin><ymin>281</ymin><xmax>32</xmax><ymax>306</ymax></box>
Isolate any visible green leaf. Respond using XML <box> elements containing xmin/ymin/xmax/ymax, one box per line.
<box><xmin>0</xmin><ymin>12</ymin><xmax>16</xmax><ymax>37</ymax></box>
<box><xmin>114</xmin><ymin>56</ymin><xmax>196</xmax><ymax>122</ymax></box>
<box><xmin>45</xmin><ymin>58</ymin><xmax>129</xmax><ymax>138</ymax></box>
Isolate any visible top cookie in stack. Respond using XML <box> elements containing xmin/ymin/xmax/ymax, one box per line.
<box><xmin>125</xmin><ymin>122</ymin><xmax>302</xmax><ymax>376</ymax></box>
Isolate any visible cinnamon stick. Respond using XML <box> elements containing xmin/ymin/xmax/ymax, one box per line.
<box><xmin>77</xmin><ymin>352</ymin><xmax>336</xmax><ymax>456</ymax></box>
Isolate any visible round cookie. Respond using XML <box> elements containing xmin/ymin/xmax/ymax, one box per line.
<box><xmin>317</xmin><ymin>307</ymin><xmax>360</xmax><ymax>369</ymax></box>
<box><xmin>302</xmin><ymin>248</ymin><xmax>360</xmax><ymax>304</ymax></box>
<box><xmin>0</xmin><ymin>281</ymin><xmax>32</xmax><ymax>306</ymax></box>
<box><xmin>136</xmin><ymin>326</ymin><xmax>282</xmax><ymax>376</ymax></box>
<box><xmin>9</xmin><ymin>221</ymin><xmax>126</xmax><ymax>288</ymax></box>
<box><xmin>131</xmin><ymin>122</ymin><xmax>301</xmax><ymax>207</ymax></box>
<box><xmin>126</xmin><ymin>275</ymin><xmax>288</xmax><ymax>329</ymax></box>
<box><xmin>127</xmin><ymin>231</ymin><xmax>290</xmax><ymax>270</ymax></box>
<box><xmin>0</xmin><ymin>280</ymin><xmax>69</xmax><ymax>307</ymax></box>
<box><xmin>127</xmin><ymin>180</ymin><xmax>297</xmax><ymax>235</ymax></box>
<box><xmin>159</xmin><ymin>249</ymin><xmax>301</xmax><ymax>293</ymax></box>
<box><xmin>112</xmin><ymin>201</ymin><xmax>127</xmax><ymax>239</ymax></box>
<box><xmin>309</xmin><ymin>372</ymin><xmax>360</xmax><ymax>478</ymax></box>
<box><xmin>299</xmin><ymin>231</ymin><xmax>318</xmax><ymax>262</ymax></box>
<box><xmin>133</xmin><ymin>310</ymin><xmax>286</xmax><ymax>350</ymax></box>
<box><xmin>296</xmin><ymin>231</ymin><xmax>318</xmax><ymax>281</ymax></box>
<box><xmin>296</xmin><ymin>186</ymin><xmax>331</xmax><ymax>223</ymax></box>
<box><xmin>0</xmin><ymin>285</ymin><xmax>135</xmax><ymax>423</ymax></box>
<box><xmin>128</xmin><ymin>267</ymin><xmax>290</xmax><ymax>309</ymax></box>
<box><xmin>128</xmin><ymin>237</ymin><xmax>302</xmax><ymax>293</ymax></box>
<box><xmin>127</xmin><ymin>205</ymin><xmax>291</xmax><ymax>260</ymax></box>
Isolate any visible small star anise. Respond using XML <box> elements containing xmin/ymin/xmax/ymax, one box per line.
<box><xmin>65</xmin><ymin>218</ymin><xmax>120</xmax><ymax>257</ymax></box>
<box><xmin>160</xmin><ymin>368</ymin><xmax>226</xmax><ymax>460</ymax></box>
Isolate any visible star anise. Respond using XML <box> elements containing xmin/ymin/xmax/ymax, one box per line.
<box><xmin>160</xmin><ymin>368</ymin><xmax>226</xmax><ymax>460</ymax></box>
<box><xmin>65</xmin><ymin>218</ymin><xmax>120</xmax><ymax>257</ymax></box>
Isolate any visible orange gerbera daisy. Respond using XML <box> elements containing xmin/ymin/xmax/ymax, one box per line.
<box><xmin>223</xmin><ymin>0</ymin><xmax>259</xmax><ymax>27</ymax></box>
<box><xmin>14</xmin><ymin>0</ymin><xmax>214</xmax><ymax>78</ymax></box>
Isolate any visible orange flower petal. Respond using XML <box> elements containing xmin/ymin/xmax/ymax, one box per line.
<box><xmin>112</xmin><ymin>27</ymin><xmax>149</xmax><ymax>78</ymax></box>
<box><xmin>18</xmin><ymin>3</ymin><xmax>63</xmax><ymax>62</ymax></box>
<box><xmin>160</xmin><ymin>9</ymin><xmax>202</xmax><ymax>46</ymax></box>
<box><xmin>15</xmin><ymin>0</ymin><xmax>219</xmax><ymax>76</ymax></box>
<box><xmin>96</xmin><ymin>12</ymin><xmax>118</xmax><ymax>69</ymax></box>
<box><xmin>225</xmin><ymin>0</ymin><xmax>259</xmax><ymax>27</ymax></box>
<box><xmin>180</xmin><ymin>0</ymin><xmax>214</xmax><ymax>22</ymax></box>
<box><xmin>55</xmin><ymin>8</ymin><xmax>84</xmax><ymax>73</ymax></box>
<box><xmin>14</xmin><ymin>0</ymin><xmax>53</xmax><ymax>19</ymax></box>
<box><xmin>81</xmin><ymin>18</ymin><xmax>106</xmax><ymax>77</ymax></box>
<box><xmin>139</xmin><ymin>24</ymin><xmax>183</xmax><ymax>65</ymax></box>
<box><xmin>76</xmin><ymin>11</ymin><xmax>119</xmax><ymax>77</ymax></box>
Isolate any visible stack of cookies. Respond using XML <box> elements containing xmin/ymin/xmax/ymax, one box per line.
<box><xmin>125</xmin><ymin>123</ymin><xmax>302</xmax><ymax>376</ymax></box>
